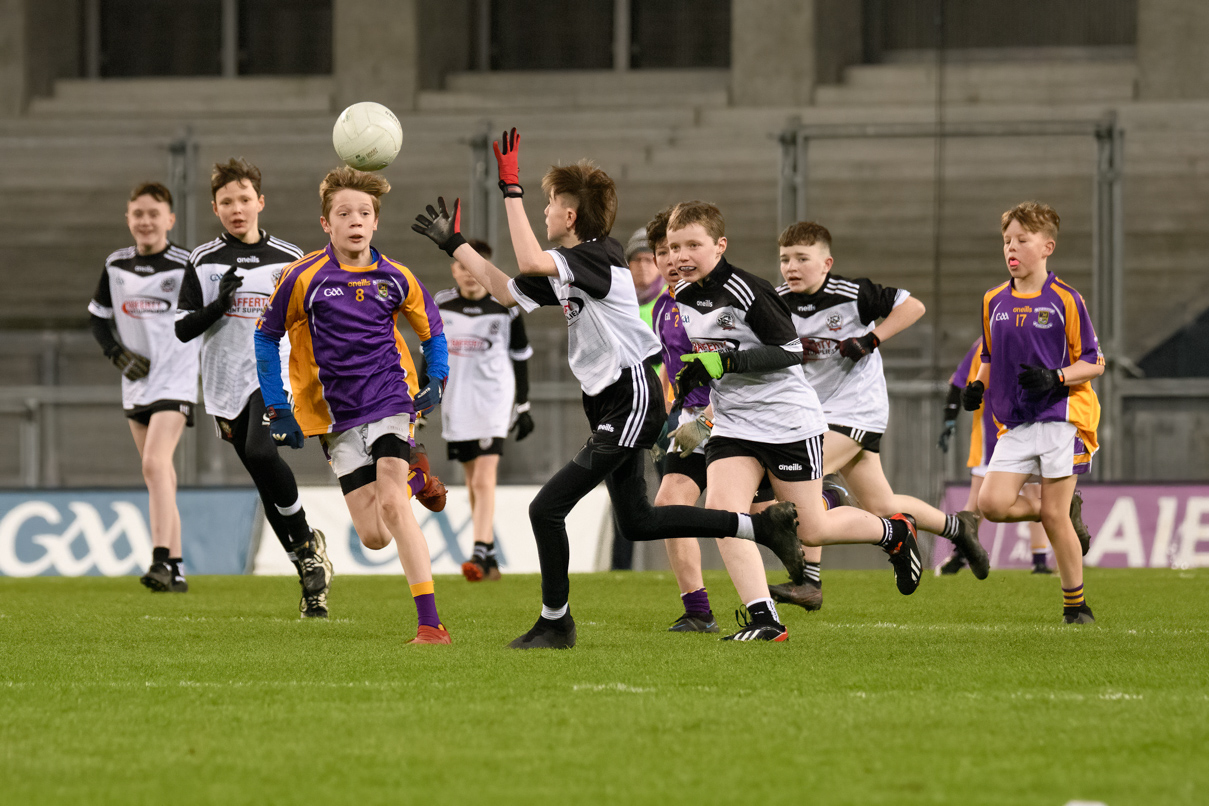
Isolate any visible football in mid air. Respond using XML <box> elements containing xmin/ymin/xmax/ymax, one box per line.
<box><xmin>332</xmin><ymin>101</ymin><xmax>402</xmax><ymax>171</ymax></box>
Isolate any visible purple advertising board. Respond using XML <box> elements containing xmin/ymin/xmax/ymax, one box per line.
<box><xmin>942</xmin><ymin>483</ymin><xmax>1209</xmax><ymax>569</ymax></box>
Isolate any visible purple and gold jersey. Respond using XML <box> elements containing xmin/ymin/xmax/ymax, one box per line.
<box><xmin>980</xmin><ymin>272</ymin><xmax>1103</xmax><ymax>459</ymax></box>
<box><xmin>952</xmin><ymin>337</ymin><xmax>997</xmax><ymax>468</ymax></box>
<box><xmin>653</xmin><ymin>286</ymin><xmax>710</xmax><ymax>410</ymax></box>
<box><xmin>257</xmin><ymin>244</ymin><xmax>442</xmax><ymax>436</ymax></box>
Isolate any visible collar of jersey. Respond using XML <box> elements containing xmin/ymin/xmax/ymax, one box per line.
<box><xmin>1009</xmin><ymin>270</ymin><xmax>1053</xmax><ymax>299</ymax></box>
<box><xmin>695</xmin><ymin>256</ymin><xmax>733</xmax><ymax>289</ymax></box>
<box><xmin>131</xmin><ymin>243</ymin><xmax>176</xmax><ymax>260</ymax></box>
<box><xmin>325</xmin><ymin>243</ymin><xmax>381</xmax><ymax>272</ymax></box>
<box><xmin>220</xmin><ymin>229</ymin><xmax>267</xmax><ymax>249</ymax></box>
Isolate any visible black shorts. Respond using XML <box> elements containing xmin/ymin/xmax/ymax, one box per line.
<box><xmin>126</xmin><ymin>400</ymin><xmax>194</xmax><ymax>428</ymax></box>
<box><xmin>705</xmin><ymin>434</ymin><xmax>823</xmax><ymax>482</ymax></box>
<box><xmin>448</xmin><ymin>437</ymin><xmax>505</xmax><ymax>463</ymax></box>
<box><xmin>664</xmin><ymin>450</ymin><xmax>776</xmax><ymax>504</ymax></box>
<box><xmin>829</xmin><ymin>424</ymin><xmax>882</xmax><ymax>453</ymax></box>
<box><xmin>582</xmin><ymin>363</ymin><xmax>664</xmax><ymax>450</ymax></box>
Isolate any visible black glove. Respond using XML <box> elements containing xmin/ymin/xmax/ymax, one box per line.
<box><xmin>411</xmin><ymin>197</ymin><xmax>467</xmax><ymax>257</ymax></box>
<box><xmin>216</xmin><ymin>267</ymin><xmax>243</xmax><ymax>308</ymax></box>
<box><xmin>1018</xmin><ymin>363</ymin><xmax>1062</xmax><ymax>393</ymax></box>
<box><xmin>838</xmin><ymin>332</ymin><xmax>880</xmax><ymax>361</ymax></box>
<box><xmin>961</xmin><ymin>380</ymin><xmax>985</xmax><ymax>412</ymax></box>
<box><xmin>413</xmin><ymin>376</ymin><xmax>446</xmax><ymax>415</ymax></box>
<box><xmin>674</xmin><ymin>360</ymin><xmax>716</xmax><ymax>401</ymax></box>
<box><xmin>267</xmin><ymin>406</ymin><xmax>304</xmax><ymax>449</ymax></box>
<box><xmin>938</xmin><ymin>420</ymin><xmax>957</xmax><ymax>453</ymax></box>
<box><xmin>511</xmin><ymin>402</ymin><xmax>535</xmax><ymax>441</ymax></box>
<box><xmin>108</xmin><ymin>347</ymin><xmax>151</xmax><ymax>381</ymax></box>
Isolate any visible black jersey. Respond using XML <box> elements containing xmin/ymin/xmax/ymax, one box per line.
<box><xmin>89</xmin><ymin>244</ymin><xmax>200</xmax><ymax>409</ymax></box>
<box><xmin>508</xmin><ymin>237</ymin><xmax>659</xmax><ymax>396</ymax></box>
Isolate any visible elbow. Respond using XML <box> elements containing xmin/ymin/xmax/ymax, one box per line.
<box><xmin>1090</xmin><ymin>363</ymin><xmax>1106</xmax><ymax>379</ymax></box>
<box><xmin>911</xmin><ymin>298</ymin><xmax>926</xmax><ymax>318</ymax></box>
<box><xmin>517</xmin><ymin>261</ymin><xmax>544</xmax><ymax>277</ymax></box>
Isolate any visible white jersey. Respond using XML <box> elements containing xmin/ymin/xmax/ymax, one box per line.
<box><xmin>674</xmin><ymin>259</ymin><xmax>826</xmax><ymax>444</ymax></box>
<box><xmin>778</xmin><ymin>274</ymin><xmax>909</xmax><ymax>433</ymax></box>
<box><xmin>435</xmin><ymin>287</ymin><xmax>533</xmax><ymax>442</ymax></box>
<box><xmin>178</xmin><ymin>231</ymin><xmax>302</xmax><ymax>418</ymax></box>
<box><xmin>509</xmin><ymin>237</ymin><xmax>659</xmax><ymax>396</ymax></box>
<box><xmin>88</xmin><ymin>244</ymin><xmax>200</xmax><ymax>409</ymax></box>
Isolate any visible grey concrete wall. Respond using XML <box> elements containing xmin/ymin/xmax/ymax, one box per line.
<box><xmin>1138</xmin><ymin>0</ymin><xmax>1209</xmax><ymax>99</ymax></box>
<box><xmin>417</xmin><ymin>0</ymin><xmax>473</xmax><ymax>90</ymax></box>
<box><xmin>0</xmin><ymin>0</ymin><xmax>26</xmax><ymax>115</ymax></box>
<box><xmin>814</xmin><ymin>0</ymin><xmax>863</xmax><ymax>85</ymax></box>
<box><xmin>333</xmin><ymin>0</ymin><xmax>419</xmax><ymax>111</ymax></box>
<box><xmin>24</xmin><ymin>0</ymin><xmax>81</xmax><ymax>100</ymax></box>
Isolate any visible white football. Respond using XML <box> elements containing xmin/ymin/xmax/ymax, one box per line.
<box><xmin>332</xmin><ymin>102</ymin><xmax>403</xmax><ymax>171</ymax></box>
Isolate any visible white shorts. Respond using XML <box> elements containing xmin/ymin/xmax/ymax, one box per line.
<box><xmin>986</xmin><ymin>421</ymin><xmax>1080</xmax><ymax>479</ymax></box>
<box><xmin>319</xmin><ymin>415</ymin><xmax>414</xmax><ymax>480</ymax></box>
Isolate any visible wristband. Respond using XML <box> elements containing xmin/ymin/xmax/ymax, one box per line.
<box><xmin>1057</xmin><ymin>368</ymin><xmax>1066</xmax><ymax>385</ymax></box>
<box><xmin>516</xmin><ymin>401</ymin><xmax>531</xmax><ymax>414</ymax></box>
<box><xmin>499</xmin><ymin>181</ymin><xmax>524</xmax><ymax>198</ymax></box>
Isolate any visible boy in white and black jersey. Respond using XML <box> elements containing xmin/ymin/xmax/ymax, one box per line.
<box><xmin>667</xmin><ymin>202</ymin><xmax>923</xmax><ymax>633</ymax></box>
<box><xmin>88</xmin><ymin>182</ymin><xmax>200</xmax><ymax>594</ymax></box>
<box><xmin>412</xmin><ymin>128</ymin><xmax>806</xmax><ymax>647</ymax></box>
<box><xmin>434</xmin><ymin>238</ymin><xmax>535</xmax><ymax>582</ymax></box>
<box><xmin>174</xmin><ymin>159</ymin><xmax>332</xmax><ymax>618</ymax></box>
<box><xmin>766</xmin><ymin>222</ymin><xmax>990</xmax><ymax>608</ymax></box>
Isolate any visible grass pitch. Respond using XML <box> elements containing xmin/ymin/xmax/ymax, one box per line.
<box><xmin>2</xmin><ymin>568</ymin><xmax>1206</xmax><ymax>806</ymax></box>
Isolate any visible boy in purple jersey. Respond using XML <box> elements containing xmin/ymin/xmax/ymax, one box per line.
<box><xmin>254</xmin><ymin>167</ymin><xmax>453</xmax><ymax>645</ymax></box>
<box><xmin>962</xmin><ymin>202</ymin><xmax>1102</xmax><ymax>624</ymax></box>
<box><xmin>938</xmin><ymin>338</ymin><xmax>1051</xmax><ymax>575</ymax></box>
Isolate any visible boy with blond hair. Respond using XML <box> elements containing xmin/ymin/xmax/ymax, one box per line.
<box><xmin>254</xmin><ymin>166</ymin><xmax>453</xmax><ymax>644</ymax></box>
<box><xmin>412</xmin><ymin>129</ymin><xmax>806</xmax><ymax>647</ymax></box>
<box><xmin>962</xmin><ymin>201</ymin><xmax>1102</xmax><ymax>623</ymax></box>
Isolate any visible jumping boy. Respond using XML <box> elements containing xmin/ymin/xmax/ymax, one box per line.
<box><xmin>767</xmin><ymin>221</ymin><xmax>990</xmax><ymax>608</ymax></box>
<box><xmin>254</xmin><ymin>166</ymin><xmax>453</xmax><ymax>644</ymax></box>
<box><xmin>667</xmin><ymin>202</ymin><xmax>923</xmax><ymax>638</ymax></box>
<box><xmin>175</xmin><ymin>158</ymin><xmax>333</xmax><ymax>618</ymax></box>
<box><xmin>434</xmin><ymin>238</ymin><xmax>535</xmax><ymax>582</ymax></box>
<box><xmin>411</xmin><ymin>128</ymin><xmax>806</xmax><ymax>647</ymax></box>
<box><xmin>89</xmin><ymin>182</ymin><xmax>200</xmax><ymax>593</ymax></box>
<box><xmin>961</xmin><ymin>201</ymin><xmax>1102</xmax><ymax>624</ymax></box>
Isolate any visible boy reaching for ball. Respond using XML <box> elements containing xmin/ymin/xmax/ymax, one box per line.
<box><xmin>254</xmin><ymin>166</ymin><xmax>453</xmax><ymax>644</ymax></box>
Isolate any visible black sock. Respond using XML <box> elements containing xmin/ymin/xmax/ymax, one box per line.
<box><xmin>940</xmin><ymin>514</ymin><xmax>960</xmax><ymax>539</ymax></box>
<box><xmin>877</xmin><ymin>518</ymin><xmax>896</xmax><ymax>549</ymax></box>
<box><xmin>169</xmin><ymin>557</ymin><xmax>184</xmax><ymax>576</ymax></box>
<box><xmin>803</xmin><ymin>562</ymin><xmax>821</xmax><ymax>584</ymax></box>
<box><xmin>153</xmin><ymin>546</ymin><xmax>169</xmax><ymax>564</ymax></box>
<box><xmin>472</xmin><ymin>541</ymin><xmax>495</xmax><ymax>561</ymax></box>
<box><xmin>746</xmin><ymin>599</ymin><xmax>779</xmax><ymax>624</ymax></box>
<box><xmin>1033</xmin><ymin>551</ymin><xmax>1048</xmax><ymax>568</ymax></box>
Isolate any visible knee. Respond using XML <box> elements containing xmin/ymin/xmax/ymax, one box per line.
<box><xmin>978</xmin><ymin>493</ymin><xmax>1010</xmax><ymax>522</ymax></box>
<box><xmin>359</xmin><ymin>528</ymin><xmax>392</xmax><ymax>550</ymax></box>
<box><xmin>141</xmin><ymin>455</ymin><xmax>174</xmax><ymax>485</ymax></box>
<box><xmin>242</xmin><ymin>442</ymin><xmax>278</xmax><ymax>473</ymax></box>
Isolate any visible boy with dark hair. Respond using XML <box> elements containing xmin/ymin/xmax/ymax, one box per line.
<box><xmin>175</xmin><ymin>157</ymin><xmax>332</xmax><ymax>618</ymax></box>
<box><xmin>434</xmin><ymin>237</ymin><xmax>535</xmax><ymax>582</ymax></box>
<box><xmin>667</xmin><ymin>201</ymin><xmax>922</xmax><ymax>638</ymax></box>
<box><xmin>255</xmin><ymin>166</ymin><xmax>453</xmax><ymax>644</ymax></box>
<box><xmin>412</xmin><ymin>128</ymin><xmax>806</xmax><ymax>647</ymax></box>
<box><xmin>962</xmin><ymin>202</ymin><xmax>1102</xmax><ymax>624</ymax></box>
<box><xmin>89</xmin><ymin>182</ymin><xmax>200</xmax><ymax>593</ymax></box>
<box><xmin>766</xmin><ymin>220</ymin><xmax>990</xmax><ymax>608</ymax></box>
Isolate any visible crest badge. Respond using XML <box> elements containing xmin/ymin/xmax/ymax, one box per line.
<box><xmin>827</xmin><ymin>313</ymin><xmax>843</xmax><ymax>331</ymax></box>
<box><xmin>716</xmin><ymin>312</ymin><xmax>736</xmax><ymax>331</ymax></box>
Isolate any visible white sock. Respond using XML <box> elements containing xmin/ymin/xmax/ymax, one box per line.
<box><xmin>735</xmin><ymin>513</ymin><xmax>755</xmax><ymax>540</ymax></box>
<box><xmin>275</xmin><ymin>498</ymin><xmax>302</xmax><ymax>517</ymax></box>
<box><xmin>541</xmin><ymin>603</ymin><xmax>569</xmax><ymax>620</ymax></box>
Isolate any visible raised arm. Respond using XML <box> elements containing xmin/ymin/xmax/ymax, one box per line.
<box><xmin>495</xmin><ymin>128</ymin><xmax>558</xmax><ymax>278</ymax></box>
<box><xmin>412</xmin><ymin>196</ymin><xmax>518</xmax><ymax>307</ymax></box>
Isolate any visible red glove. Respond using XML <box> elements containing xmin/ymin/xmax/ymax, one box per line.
<box><xmin>493</xmin><ymin>128</ymin><xmax>523</xmax><ymax>196</ymax></box>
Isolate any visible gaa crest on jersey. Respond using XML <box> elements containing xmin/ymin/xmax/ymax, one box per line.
<box><xmin>160</xmin><ymin>277</ymin><xmax>176</xmax><ymax>293</ymax></box>
<box><xmin>827</xmin><ymin>313</ymin><xmax>843</xmax><ymax>331</ymax></box>
<box><xmin>271</xmin><ymin>268</ymin><xmax>284</xmax><ymax>286</ymax></box>
<box><xmin>1033</xmin><ymin>308</ymin><xmax>1054</xmax><ymax>329</ymax></box>
<box><xmin>716</xmin><ymin>312</ymin><xmax>736</xmax><ymax>331</ymax></box>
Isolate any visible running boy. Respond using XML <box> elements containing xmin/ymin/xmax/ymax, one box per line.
<box><xmin>175</xmin><ymin>158</ymin><xmax>333</xmax><ymax>618</ymax></box>
<box><xmin>962</xmin><ymin>201</ymin><xmax>1102</xmax><ymax>624</ymax></box>
<box><xmin>434</xmin><ymin>238</ymin><xmax>535</xmax><ymax>582</ymax></box>
<box><xmin>254</xmin><ymin>166</ymin><xmax>452</xmax><ymax>644</ymax></box>
<box><xmin>767</xmin><ymin>221</ymin><xmax>989</xmax><ymax>608</ymax></box>
<box><xmin>89</xmin><ymin>182</ymin><xmax>200</xmax><ymax>593</ymax></box>
<box><xmin>668</xmin><ymin>202</ymin><xmax>922</xmax><ymax>638</ymax></box>
<box><xmin>411</xmin><ymin>128</ymin><xmax>806</xmax><ymax>647</ymax></box>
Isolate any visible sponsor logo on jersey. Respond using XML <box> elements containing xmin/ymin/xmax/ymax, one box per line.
<box><xmin>1033</xmin><ymin>308</ymin><xmax>1054</xmax><ymax>329</ymax></box>
<box><xmin>563</xmin><ymin>297</ymin><xmax>584</xmax><ymax>323</ymax></box>
<box><xmin>237</xmin><ymin>256</ymin><xmax>260</xmax><ymax>264</ymax></box>
<box><xmin>463</xmin><ymin>306</ymin><xmax>483</xmax><ymax>315</ymax></box>
<box><xmin>716</xmin><ymin>312</ymin><xmax>736</xmax><ymax>331</ymax></box>
<box><xmin>223</xmin><ymin>291</ymin><xmax>272</xmax><ymax>319</ymax></box>
<box><xmin>449</xmin><ymin>336</ymin><xmax>493</xmax><ymax>355</ymax></box>
<box><xmin>827</xmin><ymin>313</ymin><xmax>843</xmax><ymax>331</ymax></box>
<box><xmin>120</xmin><ymin>296</ymin><xmax>172</xmax><ymax>318</ymax></box>
<box><xmin>597</xmin><ymin>423</ymin><xmax>615</xmax><ymax>433</ymax></box>
<box><xmin>323</xmin><ymin>288</ymin><xmax>344</xmax><ymax>297</ymax></box>
<box><xmin>801</xmin><ymin>337</ymin><xmax>839</xmax><ymax>361</ymax></box>
<box><xmin>347</xmin><ymin>279</ymin><xmax>372</xmax><ymax>287</ymax></box>
<box><xmin>132</xmin><ymin>265</ymin><xmax>155</xmax><ymax>275</ymax></box>
<box><xmin>696</xmin><ymin>299</ymin><xmax>714</xmax><ymax>308</ymax></box>
<box><xmin>798</xmin><ymin>305</ymin><xmax>816</xmax><ymax>313</ymax></box>
<box><xmin>689</xmin><ymin>338</ymin><xmax>739</xmax><ymax>353</ymax></box>
<box><xmin>778</xmin><ymin>463</ymin><xmax>803</xmax><ymax>471</ymax></box>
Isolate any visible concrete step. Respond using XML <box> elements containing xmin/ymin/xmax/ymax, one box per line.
<box><xmin>444</xmin><ymin>68</ymin><xmax>729</xmax><ymax>95</ymax></box>
<box><xmin>28</xmin><ymin>77</ymin><xmax>335</xmax><ymax>118</ymax></box>
<box><xmin>416</xmin><ymin>87</ymin><xmax>729</xmax><ymax>112</ymax></box>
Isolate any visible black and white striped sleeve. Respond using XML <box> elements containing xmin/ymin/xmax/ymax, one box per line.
<box><xmin>856</xmin><ymin>278</ymin><xmax>907</xmax><ymax>325</ymax></box>
<box><xmin>741</xmin><ymin>278</ymin><xmax>801</xmax><ymax>351</ymax></box>
<box><xmin>508</xmin><ymin>275</ymin><xmax>560</xmax><ymax>312</ymax></box>
<box><xmin>548</xmin><ymin>245</ymin><xmax>612</xmax><ymax>300</ymax></box>
<box><xmin>88</xmin><ymin>265</ymin><xmax>114</xmax><ymax>319</ymax></box>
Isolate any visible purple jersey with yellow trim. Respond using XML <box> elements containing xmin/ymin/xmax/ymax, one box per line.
<box><xmin>653</xmin><ymin>287</ymin><xmax>710</xmax><ymax>410</ymax></box>
<box><xmin>257</xmin><ymin>244</ymin><xmax>441</xmax><ymax>436</ymax></box>
<box><xmin>952</xmin><ymin>337</ymin><xmax>997</xmax><ymax>468</ymax></box>
<box><xmin>981</xmin><ymin>272</ymin><xmax>1102</xmax><ymax>456</ymax></box>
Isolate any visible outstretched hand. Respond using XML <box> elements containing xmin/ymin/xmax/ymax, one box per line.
<box><xmin>412</xmin><ymin>197</ymin><xmax>466</xmax><ymax>257</ymax></box>
<box><xmin>493</xmin><ymin>128</ymin><xmax>523</xmax><ymax>197</ymax></box>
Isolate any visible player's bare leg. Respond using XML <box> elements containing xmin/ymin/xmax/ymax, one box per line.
<box><xmin>655</xmin><ymin>473</ymin><xmax>716</xmax><ymax>632</ymax></box>
<box><xmin>1039</xmin><ymin>474</ymin><xmax>1092</xmax><ymax>622</ymax></box>
<box><xmin>461</xmin><ymin>455</ymin><xmax>502</xmax><ymax>581</ymax></box>
<box><xmin>131</xmin><ymin>411</ymin><xmax>187</xmax><ymax>592</ymax></box>
<box><xmin>978</xmin><ymin>471</ymin><xmax>1041</xmax><ymax>522</ymax></box>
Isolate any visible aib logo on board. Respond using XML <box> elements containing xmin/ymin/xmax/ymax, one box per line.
<box><xmin>0</xmin><ymin>501</ymin><xmax>151</xmax><ymax>577</ymax></box>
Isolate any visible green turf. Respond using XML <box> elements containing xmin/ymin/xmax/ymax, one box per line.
<box><xmin>1</xmin><ymin>568</ymin><xmax>1206</xmax><ymax>806</ymax></box>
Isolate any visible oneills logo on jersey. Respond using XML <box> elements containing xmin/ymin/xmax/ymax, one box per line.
<box><xmin>801</xmin><ymin>337</ymin><xmax>839</xmax><ymax>361</ymax></box>
<box><xmin>448</xmin><ymin>336</ymin><xmax>492</xmax><ymax>355</ymax></box>
<box><xmin>224</xmin><ymin>291</ymin><xmax>272</xmax><ymax>320</ymax></box>
<box><xmin>562</xmin><ymin>297</ymin><xmax>584</xmax><ymax>323</ymax></box>
<box><xmin>690</xmin><ymin>338</ymin><xmax>739</xmax><ymax>353</ymax></box>
<box><xmin>121</xmin><ymin>296</ymin><xmax>172</xmax><ymax>318</ymax></box>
